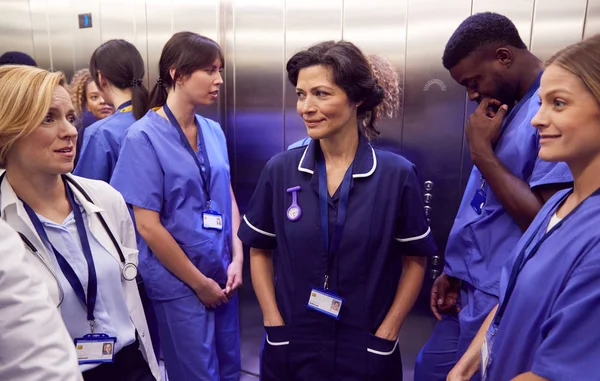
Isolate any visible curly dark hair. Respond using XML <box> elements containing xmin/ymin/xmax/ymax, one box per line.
<box><xmin>286</xmin><ymin>40</ymin><xmax>400</xmax><ymax>140</ymax></box>
<box><xmin>442</xmin><ymin>12</ymin><xmax>527</xmax><ymax>70</ymax></box>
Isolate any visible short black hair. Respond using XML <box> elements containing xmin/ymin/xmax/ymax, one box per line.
<box><xmin>0</xmin><ymin>51</ymin><xmax>37</xmax><ymax>67</ymax></box>
<box><xmin>442</xmin><ymin>12</ymin><xmax>527</xmax><ymax>70</ymax></box>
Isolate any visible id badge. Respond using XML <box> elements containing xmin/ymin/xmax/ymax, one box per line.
<box><xmin>480</xmin><ymin>326</ymin><xmax>496</xmax><ymax>380</ymax></box>
<box><xmin>470</xmin><ymin>189</ymin><xmax>487</xmax><ymax>215</ymax></box>
<box><xmin>74</xmin><ymin>333</ymin><xmax>117</xmax><ymax>364</ymax></box>
<box><xmin>306</xmin><ymin>288</ymin><xmax>343</xmax><ymax>320</ymax></box>
<box><xmin>203</xmin><ymin>210</ymin><xmax>223</xmax><ymax>231</ymax></box>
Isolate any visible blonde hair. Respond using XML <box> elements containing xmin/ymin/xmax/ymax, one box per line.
<box><xmin>69</xmin><ymin>68</ymin><xmax>93</xmax><ymax>116</ymax></box>
<box><xmin>0</xmin><ymin>65</ymin><xmax>66</xmax><ymax>167</ymax></box>
<box><xmin>545</xmin><ymin>34</ymin><xmax>600</xmax><ymax>105</ymax></box>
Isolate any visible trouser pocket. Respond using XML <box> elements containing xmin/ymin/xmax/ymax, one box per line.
<box><xmin>366</xmin><ymin>334</ymin><xmax>402</xmax><ymax>381</ymax></box>
<box><xmin>260</xmin><ymin>325</ymin><xmax>291</xmax><ymax>381</ymax></box>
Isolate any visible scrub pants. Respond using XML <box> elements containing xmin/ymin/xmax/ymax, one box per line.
<box><xmin>414</xmin><ymin>283</ymin><xmax>497</xmax><ymax>381</ymax></box>
<box><xmin>152</xmin><ymin>293</ymin><xmax>241</xmax><ymax>381</ymax></box>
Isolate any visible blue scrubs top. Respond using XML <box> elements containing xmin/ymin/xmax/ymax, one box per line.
<box><xmin>110</xmin><ymin>110</ymin><xmax>232</xmax><ymax>301</ymax></box>
<box><xmin>488</xmin><ymin>188</ymin><xmax>600</xmax><ymax>380</ymax></box>
<box><xmin>74</xmin><ymin>107</ymin><xmax>136</xmax><ymax>182</ymax></box>
<box><xmin>238</xmin><ymin>136</ymin><xmax>437</xmax><ymax>373</ymax></box>
<box><xmin>444</xmin><ymin>80</ymin><xmax>573</xmax><ymax>296</ymax></box>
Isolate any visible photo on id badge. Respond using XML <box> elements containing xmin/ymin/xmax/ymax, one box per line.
<box><xmin>102</xmin><ymin>342</ymin><xmax>113</xmax><ymax>356</ymax></box>
<box><xmin>331</xmin><ymin>300</ymin><xmax>341</xmax><ymax>312</ymax></box>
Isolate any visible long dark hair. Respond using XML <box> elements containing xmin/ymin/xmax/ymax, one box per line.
<box><xmin>149</xmin><ymin>31</ymin><xmax>223</xmax><ymax>108</ymax></box>
<box><xmin>286</xmin><ymin>41</ymin><xmax>399</xmax><ymax>140</ymax></box>
<box><xmin>89</xmin><ymin>39</ymin><xmax>149</xmax><ymax>120</ymax></box>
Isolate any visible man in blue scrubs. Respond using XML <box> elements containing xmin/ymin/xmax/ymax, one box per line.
<box><xmin>414</xmin><ymin>12</ymin><xmax>573</xmax><ymax>381</ymax></box>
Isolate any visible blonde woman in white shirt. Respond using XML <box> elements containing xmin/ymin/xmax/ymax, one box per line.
<box><xmin>0</xmin><ymin>65</ymin><xmax>160</xmax><ymax>381</ymax></box>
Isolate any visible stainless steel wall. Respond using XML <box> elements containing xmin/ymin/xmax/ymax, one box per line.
<box><xmin>1</xmin><ymin>0</ymin><xmax>598</xmax><ymax>264</ymax></box>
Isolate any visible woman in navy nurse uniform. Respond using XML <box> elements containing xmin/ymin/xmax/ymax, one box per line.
<box><xmin>238</xmin><ymin>41</ymin><xmax>437</xmax><ymax>381</ymax></box>
<box><xmin>448</xmin><ymin>34</ymin><xmax>600</xmax><ymax>381</ymax></box>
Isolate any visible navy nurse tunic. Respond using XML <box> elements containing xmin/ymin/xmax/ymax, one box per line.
<box><xmin>238</xmin><ymin>136</ymin><xmax>437</xmax><ymax>381</ymax></box>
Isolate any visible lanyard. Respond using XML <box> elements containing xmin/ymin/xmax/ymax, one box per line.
<box><xmin>317</xmin><ymin>147</ymin><xmax>353</xmax><ymax>290</ymax></box>
<box><xmin>163</xmin><ymin>102</ymin><xmax>212</xmax><ymax>208</ymax></box>
<box><xmin>21</xmin><ymin>182</ymin><xmax>99</xmax><ymax>332</ymax></box>
<box><xmin>117</xmin><ymin>100</ymin><xmax>133</xmax><ymax>113</ymax></box>
<box><xmin>494</xmin><ymin>188</ymin><xmax>600</xmax><ymax>326</ymax></box>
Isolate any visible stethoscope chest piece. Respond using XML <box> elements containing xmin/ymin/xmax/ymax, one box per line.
<box><xmin>122</xmin><ymin>262</ymin><xmax>138</xmax><ymax>281</ymax></box>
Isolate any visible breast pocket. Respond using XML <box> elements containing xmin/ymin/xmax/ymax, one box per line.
<box><xmin>261</xmin><ymin>325</ymin><xmax>291</xmax><ymax>381</ymax></box>
<box><xmin>366</xmin><ymin>333</ymin><xmax>402</xmax><ymax>381</ymax></box>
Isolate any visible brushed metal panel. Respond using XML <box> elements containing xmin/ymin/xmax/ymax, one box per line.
<box><xmin>172</xmin><ymin>0</ymin><xmax>219</xmax><ymax>41</ymax></box>
<box><xmin>0</xmin><ymin>0</ymin><xmax>35</xmax><ymax>58</ymax></box>
<box><xmin>342</xmin><ymin>0</ymin><xmax>407</xmax><ymax>155</ymax></box>
<box><xmin>72</xmin><ymin>0</ymin><xmax>101</xmax><ymax>73</ymax></box>
<box><xmin>472</xmin><ymin>0</ymin><xmax>535</xmax><ymax>48</ymax></box>
<box><xmin>172</xmin><ymin>0</ymin><xmax>220</xmax><ymax>122</ymax></box>
<box><xmin>530</xmin><ymin>0</ymin><xmax>588</xmax><ymax>61</ymax></box>
<box><xmin>145</xmin><ymin>0</ymin><xmax>175</xmax><ymax>90</ymax></box>
<box><xmin>232</xmin><ymin>0</ymin><xmax>285</xmax><ymax>211</ymax></box>
<box><xmin>47</xmin><ymin>0</ymin><xmax>78</xmax><ymax>78</ymax></box>
<box><xmin>222</xmin><ymin>0</ymin><xmax>236</xmax><ymax>176</ymax></box>
<box><xmin>29</xmin><ymin>0</ymin><xmax>52</xmax><ymax>70</ymax></box>
<box><xmin>584</xmin><ymin>0</ymin><xmax>600</xmax><ymax>38</ymax></box>
<box><xmin>403</xmin><ymin>0</ymin><xmax>472</xmax><ymax>256</ymax></box>
<box><xmin>283</xmin><ymin>0</ymin><xmax>343</xmax><ymax>148</ymax></box>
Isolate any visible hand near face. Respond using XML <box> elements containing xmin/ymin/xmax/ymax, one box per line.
<box><xmin>466</xmin><ymin>98</ymin><xmax>508</xmax><ymax>156</ymax></box>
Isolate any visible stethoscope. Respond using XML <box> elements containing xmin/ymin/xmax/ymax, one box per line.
<box><xmin>0</xmin><ymin>172</ymin><xmax>138</xmax><ymax>281</ymax></box>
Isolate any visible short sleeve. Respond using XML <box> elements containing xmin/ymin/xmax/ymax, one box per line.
<box><xmin>531</xmin><ymin>249</ymin><xmax>600</xmax><ymax>380</ymax></box>
<box><xmin>528</xmin><ymin>151</ymin><xmax>573</xmax><ymax>189</ymax></box>
<box><xmin>237</xmin><ymin>160</ymin><xmax>277</xmax><ymax>250</ymax></box>
<box><xmin>73</xmin><ymin>129</ymin><xmax>113</xmax><ymax>182</ymax></box>
<box><xmin>394</xmin><ymin>166</ymin><xmax>437</xmax><ymax>257</ymax></box>
<box><xmin>110</xmin><ymin>131</ymin><xmax>164</xmax><ymax>213</ymax></box>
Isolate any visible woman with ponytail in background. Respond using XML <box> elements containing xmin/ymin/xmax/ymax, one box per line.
<box><xmin>74</xmin><ymin>39</ymin><xmax>149</xmax><ymax>182</ymax></box>
<box><xmin>110</xmin><ymin>32</ymin><xmax>242</xmax><ymax>381</ymax></box>
<box><xmin>238</xmin><ymin>41</ymin><xmax>437</xmax><ymax>381</ymax></box>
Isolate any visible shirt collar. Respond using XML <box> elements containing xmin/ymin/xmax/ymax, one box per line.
<box><xmin>1</xmin><ymin>173</ymin><xmax>104</xmax><ymax>219</ymax></box>
<box><xmin>297</xmin><ymin>135</ymin><xmax>377</xmax><ymax>178</ymax></box>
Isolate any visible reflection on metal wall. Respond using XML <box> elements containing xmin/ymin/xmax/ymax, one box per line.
<box><xmin>230</xmin><ymin>0</ymin><xmax>284</xmax><ymax>202</ymax></box>
<box><xmin>1</xmin><ymin>0</ymin><xmax>599</xmax><ymax>256</ymax></box>
<box><xmin>585</xmin><ymin>0</ymin><xmax>600</xmax><ymax>37</ymax></box>
<box><xmin>402</xmin><ymin>0</ymin><xmax>471</xmax><ymax>257</ymax></box>
<box><xmin>0</xmin><ymin>0</ymin><xmax>35</xmax><ymax>58</ymax></box>
<box><xmin>530</xmin><ymin>0</ymin><xmax>588</xmax><ymax>61</ymax></box>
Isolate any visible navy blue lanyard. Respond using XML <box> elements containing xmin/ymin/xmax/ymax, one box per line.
<box><xmin>494</xmin><ymin>188</ymin><xmax>600</xmax><ymax>326</ymax></box>
<box><xmin>163</xmin><ymin>102</ymin><xmax>212</xmax><ymax>207</ymax></box>
<box><xmin>317</xmin><ymin>148</ymin><xmax>353</xmax><ymax>290</ymax></box>
<box><xmin>495</xmin><ymin>71</ymin><xmax>542</xmax><ymax>146</ymax></box>
<box><xmin>21</xmin><ymin>182</ymin><xmax>98</xmax><ymax>328</ymax></box>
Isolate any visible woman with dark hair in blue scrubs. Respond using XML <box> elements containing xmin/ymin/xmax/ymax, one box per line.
<box><xmin>448</xmin><ymin>34</ymin><xmax>600</xmax><ymax>381</ymax></box>
<box><xmin>110</xmin><ymin>32</ymin><xmax>242</xmax><ymax>380</ymax></box>
<box><xmin>238</xmin><ymin>41</ymin><xmax>437</xmax><ymax>380</ymax></box>
<box><xmin>74</xmin><ymin>39</ymin><xmax>149</xmax><ymax>182</ymax></box>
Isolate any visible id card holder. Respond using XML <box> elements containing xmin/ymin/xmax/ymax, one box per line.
<box><xmin>74</xmin><ymin>333</ymin><xmax>117</xmax><ymax>364</ymax></box>
<box><xmin>471</xmin><ymin>189</ymin><xmax>487</xmax><ymax>215</ymax></box>
<box><xmin>306</xmin><ymin>288</ymin><xmax>344</xmax><ymax>320</ymax></box>
<box><xmin>480</xmin><ymin>326</ymin><xmax>496</xmax><ymax>381</ymax></box>
<box><xmin>203</xmin><ymin>210</ymin><xmax>223</xmax><ymax>231</ymax></box>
